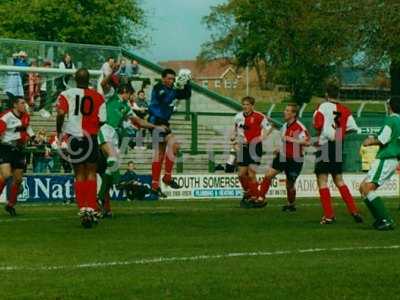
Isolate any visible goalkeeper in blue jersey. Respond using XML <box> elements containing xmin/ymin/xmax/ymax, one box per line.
<box><xmin>148</xmin><ymin>68</ymin><xmax>192</xmax><ymax>198</ymax></box>
<box><xmin>359</xmin><ymin>97</ymin><xmax>400</xmax><ymax>231</ymax></box>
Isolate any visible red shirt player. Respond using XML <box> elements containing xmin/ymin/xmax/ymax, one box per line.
<box><xmin>232</xmin><ymin>96</ymin><xmax>272</xmax><ymax>207</ymax></box>
<box><xmin>313</xmin><ymin>83</ymin><xmax>363</xmax><ymax>225</ymax></box>
<box><xmin>56</xmin><ymin>68</ymin><xmax>106</xmax><ymax>228</ymax></box>
<box><xmin>0</xmin><ymin>98</ymin><xmax>34</xmax><ymax>216</ymax></box>
<box><xmin>258</xmin><ymin>104</ymin><xmax>310</xmax><ymax>210</ymax></box>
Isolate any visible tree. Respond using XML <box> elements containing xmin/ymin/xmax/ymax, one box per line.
<box><xmin>356</xmin><ymin>1</ymin><xmax>400</xmax><ymax>97</ymax></box>
<box><xmin>201</xmin><ymin>0</ymin><xmax>359</xmax><ymax>103</ymax></box>
<box><xmin>0</xmin><ymin>0</ymin><xmax>146</xmax><ymax>47</ymax></box>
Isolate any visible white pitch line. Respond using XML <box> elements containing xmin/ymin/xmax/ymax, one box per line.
<box><xmin>0</xmin><ymin>245</ymin><xmax>399</xmax><ymax>272</ymax></box>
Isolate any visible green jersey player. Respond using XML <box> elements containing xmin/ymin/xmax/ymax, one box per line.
<box><xmin>98</xmin><ymin>74</ymin><xmax>164</xmax><ymax>217</ymax></box>
<box><xmin>359</xmin><ymin>98</ymin><xmax>400</xmax><ymax>231</ymax></box>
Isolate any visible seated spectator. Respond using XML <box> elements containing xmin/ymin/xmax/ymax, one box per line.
<box><xmin>32</xmin><ymin>129</ymin><xmax>52</xmax><ymax>173</ymax></box>
<box><xmin>134</xmin><ymin>90</ymin><xmax>149</xmax><ymax>119</ymax></box>
<box><xmin>118</xmin><ymin>161</ymin><xmax>149</xmax><ymax>201</ymax></box>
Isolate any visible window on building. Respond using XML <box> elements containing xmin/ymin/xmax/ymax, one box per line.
<box><xmin>233</xmin><ymin>80</ymin><xmax>238</xmax><ymax>89</ymax></box>
<box><xmin>202</xmin><ymin>80</ymin><xmax>209</xmax><ymax>88</ymax></box>
<box><xmin>225</xmin><ymin>80</ymin><xmax>232</xmax><ymax>89</ymax></box>
<box><xmin>215</xmin><ymin>80</ymin><xmax>221</xmax><ymax>88</ymax></box>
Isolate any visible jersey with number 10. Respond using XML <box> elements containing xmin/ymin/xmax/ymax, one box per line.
<box><xmin>313</xmin><ymin>101</ymin><xmax>359</xmax><ymax>145</ymax></box>
<box><xmin>57</xmin><ymin>88</ymin><xmax>106</xmax><ymax>137</ymax></box>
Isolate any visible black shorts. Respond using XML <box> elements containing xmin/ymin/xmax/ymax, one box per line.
<box><xmin>0</xmin><ymin>144</ymin><xmax>26</xmax><ymax>169</ymax></box>
<box><xmin>237</xmin><ymin>143</ymin><xmax>263</xmax><ymax>167</ymax></box>
<box><xmin>272</xmin><ymin>154</ymin><xmax>303</xmax><ymax>183</ymax></box>
<box><xmin>314</xmin><ymin>141</ymin><xmax>343</xmax><ymax>175</ymax></box>
<box><xmin>148</xmin><ymin>115</ymin><xmax>172</xmax><ymax>140</ymax></box>
<box><xmin>67</xmin><ymin>135</ymin><xmax>99</xmax><ymax>165</ymax></box>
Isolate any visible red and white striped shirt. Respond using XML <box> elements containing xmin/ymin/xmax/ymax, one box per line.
<box><xmin>0</xmin><ymin>110</ymin><xmax>34</xmax><ymax>145</ymax></box>
<box><xmin>57</xmin><ymin>88</ymin><xmax>106</xmax><ymax>137</ymax></box>
<box><xmin>313</xmin><ymin>100</ymin><xmax>359</xmax><ymax>145</ymax></box>
<box><xmin>234</xmin><ymin>111</ymin><xmax>271</xmax><ymax>144</ymax></box>
<box><xmin>281</xmin><ymin>119</ymin><xmax>310</xmax><ymax>159</ymax></box>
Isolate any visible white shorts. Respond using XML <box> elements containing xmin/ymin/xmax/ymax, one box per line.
<box><xmin>98</xmin><ymin>124</ymin><xmax>119</xmax><ymax>154</ymax></box>
<box><xmin>364</xmin><ymin>158</ymin><xmax>398</xmax><ymax>186</ymax></box>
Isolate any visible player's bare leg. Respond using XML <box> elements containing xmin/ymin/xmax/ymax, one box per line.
<box><xmin>162</xmin><ymin>133</ymin><xmax>181</xmax><ymax>189</ymax></box>
<box><xmin>333</xmin><ymin>174</ymin><xmax>363</xmax><ymax>223</ymax></box>
<box><xmin>1</xmin><ymin>165</ymin><xmax>22</xmax><ymax>216</ymax></box>
<box><xmin>316</xmin><ymin>173</ymin><xmax>335</xmax><ymax>224</ymax></box>
<box><xmin>0</xmin><ymin>163</ymin><xmax>12</xmax><ymax>196</ymax></box>
<box><xmin>360</xmin><ymin>181</ymin><xmax>393</xmax><ymax>230</ymax></box>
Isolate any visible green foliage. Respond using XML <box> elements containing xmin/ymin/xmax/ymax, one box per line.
<box><xmin>201</xmin><ymin>0</ymin><xmax>363</xmax><ymax>104</ymax></box>
<box><xmin>0</xmin><ymin>0</ymin><xmax>146</xmax><ymax>47</ymax></box>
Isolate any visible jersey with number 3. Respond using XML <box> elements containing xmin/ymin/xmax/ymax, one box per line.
<box><xmin>57</xmin><ymin>88</ymin><xmax>106</xmax><ymax>137</ymax></box>
<box><xmin>313</xmin><ymin>101</ymin><xmax>359</xmax><ymax>145</ymax></box>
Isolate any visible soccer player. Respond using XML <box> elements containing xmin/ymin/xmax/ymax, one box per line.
<box><xmin>258</xmin><ymin>104</ymin><xmax>310</xmax><ymax>211</ymax></box>
<box><xmin>359</xmin><ymin>98</ymin><xmax>400</xmax><ymax>231</ymax></box>
<box><xmin>313</xmin><ymin>82</ymin><xmax>363</xmax><ymax>224</ymax></box>
<box><xmin>148</xmin><ymin>68</ymin><xmax>192</xmax><ymax>197</ymax></box>
<box><xmin>0</xmin><ymin>97</ymin><xmax>34</xmax><ymax>216</ymax></box>
<box><xmin>232</xmin><ymin>96</ymin><xmax>272</xmax><ymax>206</ymax></box>
<box><xmin>56</xmin><ymin>68</ymin><xmax>106</xmax><ymax>228</ymax></box>
<box><xmin>97</xmin><ymin>78</ymin><xmax>164</xmax><ymax>217</ymax></box>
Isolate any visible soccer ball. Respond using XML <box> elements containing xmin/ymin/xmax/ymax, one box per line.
<box><xmin>174</xmin><ymin>69</ymin><xmax>192</xmax><ymax>90</ymax></box>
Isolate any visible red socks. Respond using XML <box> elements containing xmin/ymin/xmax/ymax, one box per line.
<box><xmin>287</xmin><ymin>188</ymin><xmax>296</xmax><ymax>204</ymax></box>
<box><xmin>319</xmin><ymin>187</ymin><xmax>334</xmax><ymax>218</ymax></box>
<box><xmin>152</xmin><ymin>152</ymin><xmax>165</xmax><ymax>190</ymax></box>
<box><xmin>0</xmin><ymin>179</ymin><xmax>5</xmax><ymax>195</ymax></box>
<box><xmin>239</xmin><ymin>176</ymin><xmax>249</xmax><ymax>194</ymax></box>
<box><xmin>75</xmin><ymin>180</ymin><xmax>98</xmax><ymax>211</ymax></box>
<box><xmin>103</xmin><ymin>193</ymin><xmax>111</xmax><ymax>212</ymax></box>
<box><xmin>74</xmin><ymin>181</ymin><xmax>85</xmax><ymax>209</ymax></box>
<box><xmin>339</xmin><ymin>185</ymin><xmax>358</xmax><ymax>214</ymax></box>
<box><xmin>248</xmin><ymin>181</ymin><xmax>259</xmax><ymax>198</ymax></box>
<box><xmin>163</xmin><ymin>153</ymin><xmax>175</xmax><ymax>183</ymax></box>
<box><xmin>259</xmin><ymin>177</ymin><xmax>271</xmax><ymax>198</ymax></box>
<box><xmin>86</xmin><ymin>180</ymin><xmax>98</xmax><ymax>211</ymax></box>
<box><xmin>7</xmin><ymin>183</ymin><xmax>19</xmax><ymax>208</ymax></box>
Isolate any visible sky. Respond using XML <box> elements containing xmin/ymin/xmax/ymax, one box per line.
<box><xmin>137</xmin><ymin>0</ymin><xmax>226</xmax><ymax>63</ymax></box>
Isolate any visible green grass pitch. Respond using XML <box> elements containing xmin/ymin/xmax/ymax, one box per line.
<box><xmin>0</xmin><ymin>198</ymin><xmax>399</xmax><ymax>300</ymax></box>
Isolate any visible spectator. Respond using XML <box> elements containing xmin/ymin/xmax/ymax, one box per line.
<box><xmin>101</xmin><ymin>57</ymin><xmax>115</xmax><ymax>77</ymax></box>
<box><xmin>134</xmin><ymin>90</ymin><xmax>149</xmax><ymax>119</ymax></box>
<box><xmin>32</xmin><ymin>129</ymin><xmax>51</xmax><ymax>173</ymax></box>
<box><xmin>49</xmin><ymin>133</ymin><xmax>72</xmax><ymax>173</ymax></box>
<box><xmin>28</xmin><ymin>59</ymin><xmax>40</xmax><ymax>109</ymax></box>
<box><xmin>4</xmin><ymin>51</ymin><xmax>27</xmax><ymax>109</ymax></box>
<box><xmin>118</xmin><ymin>161</ymin><xmax>149</xmax><ymax>201</ymax></box>
<box><xmin>360</xmin><ymin>135</ymin><xmax>379</xmax><ymax>172</ymax></box>
<box><xmin>121</xmin><ymin>161</ymin><xmax>139</xmax><ymax>182</ymax></box>
<box><xmin>38</xmin><ymin>60</ymin><xmax>52</xmax><ymax>111</ymax></box>
<box><xmin>133</xmin><ymin>90</ymin><xmax>149</xmax><ymax>149</ymax></box>
<box><xmin>57</xmin><ymin>53</ymin><xmax>75</xmax><ymax>92</ymax></box>
<box><xmin>131</xmin><ymin>60</ymin><xmax>139</xmax><ymax>75</ymax></box>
